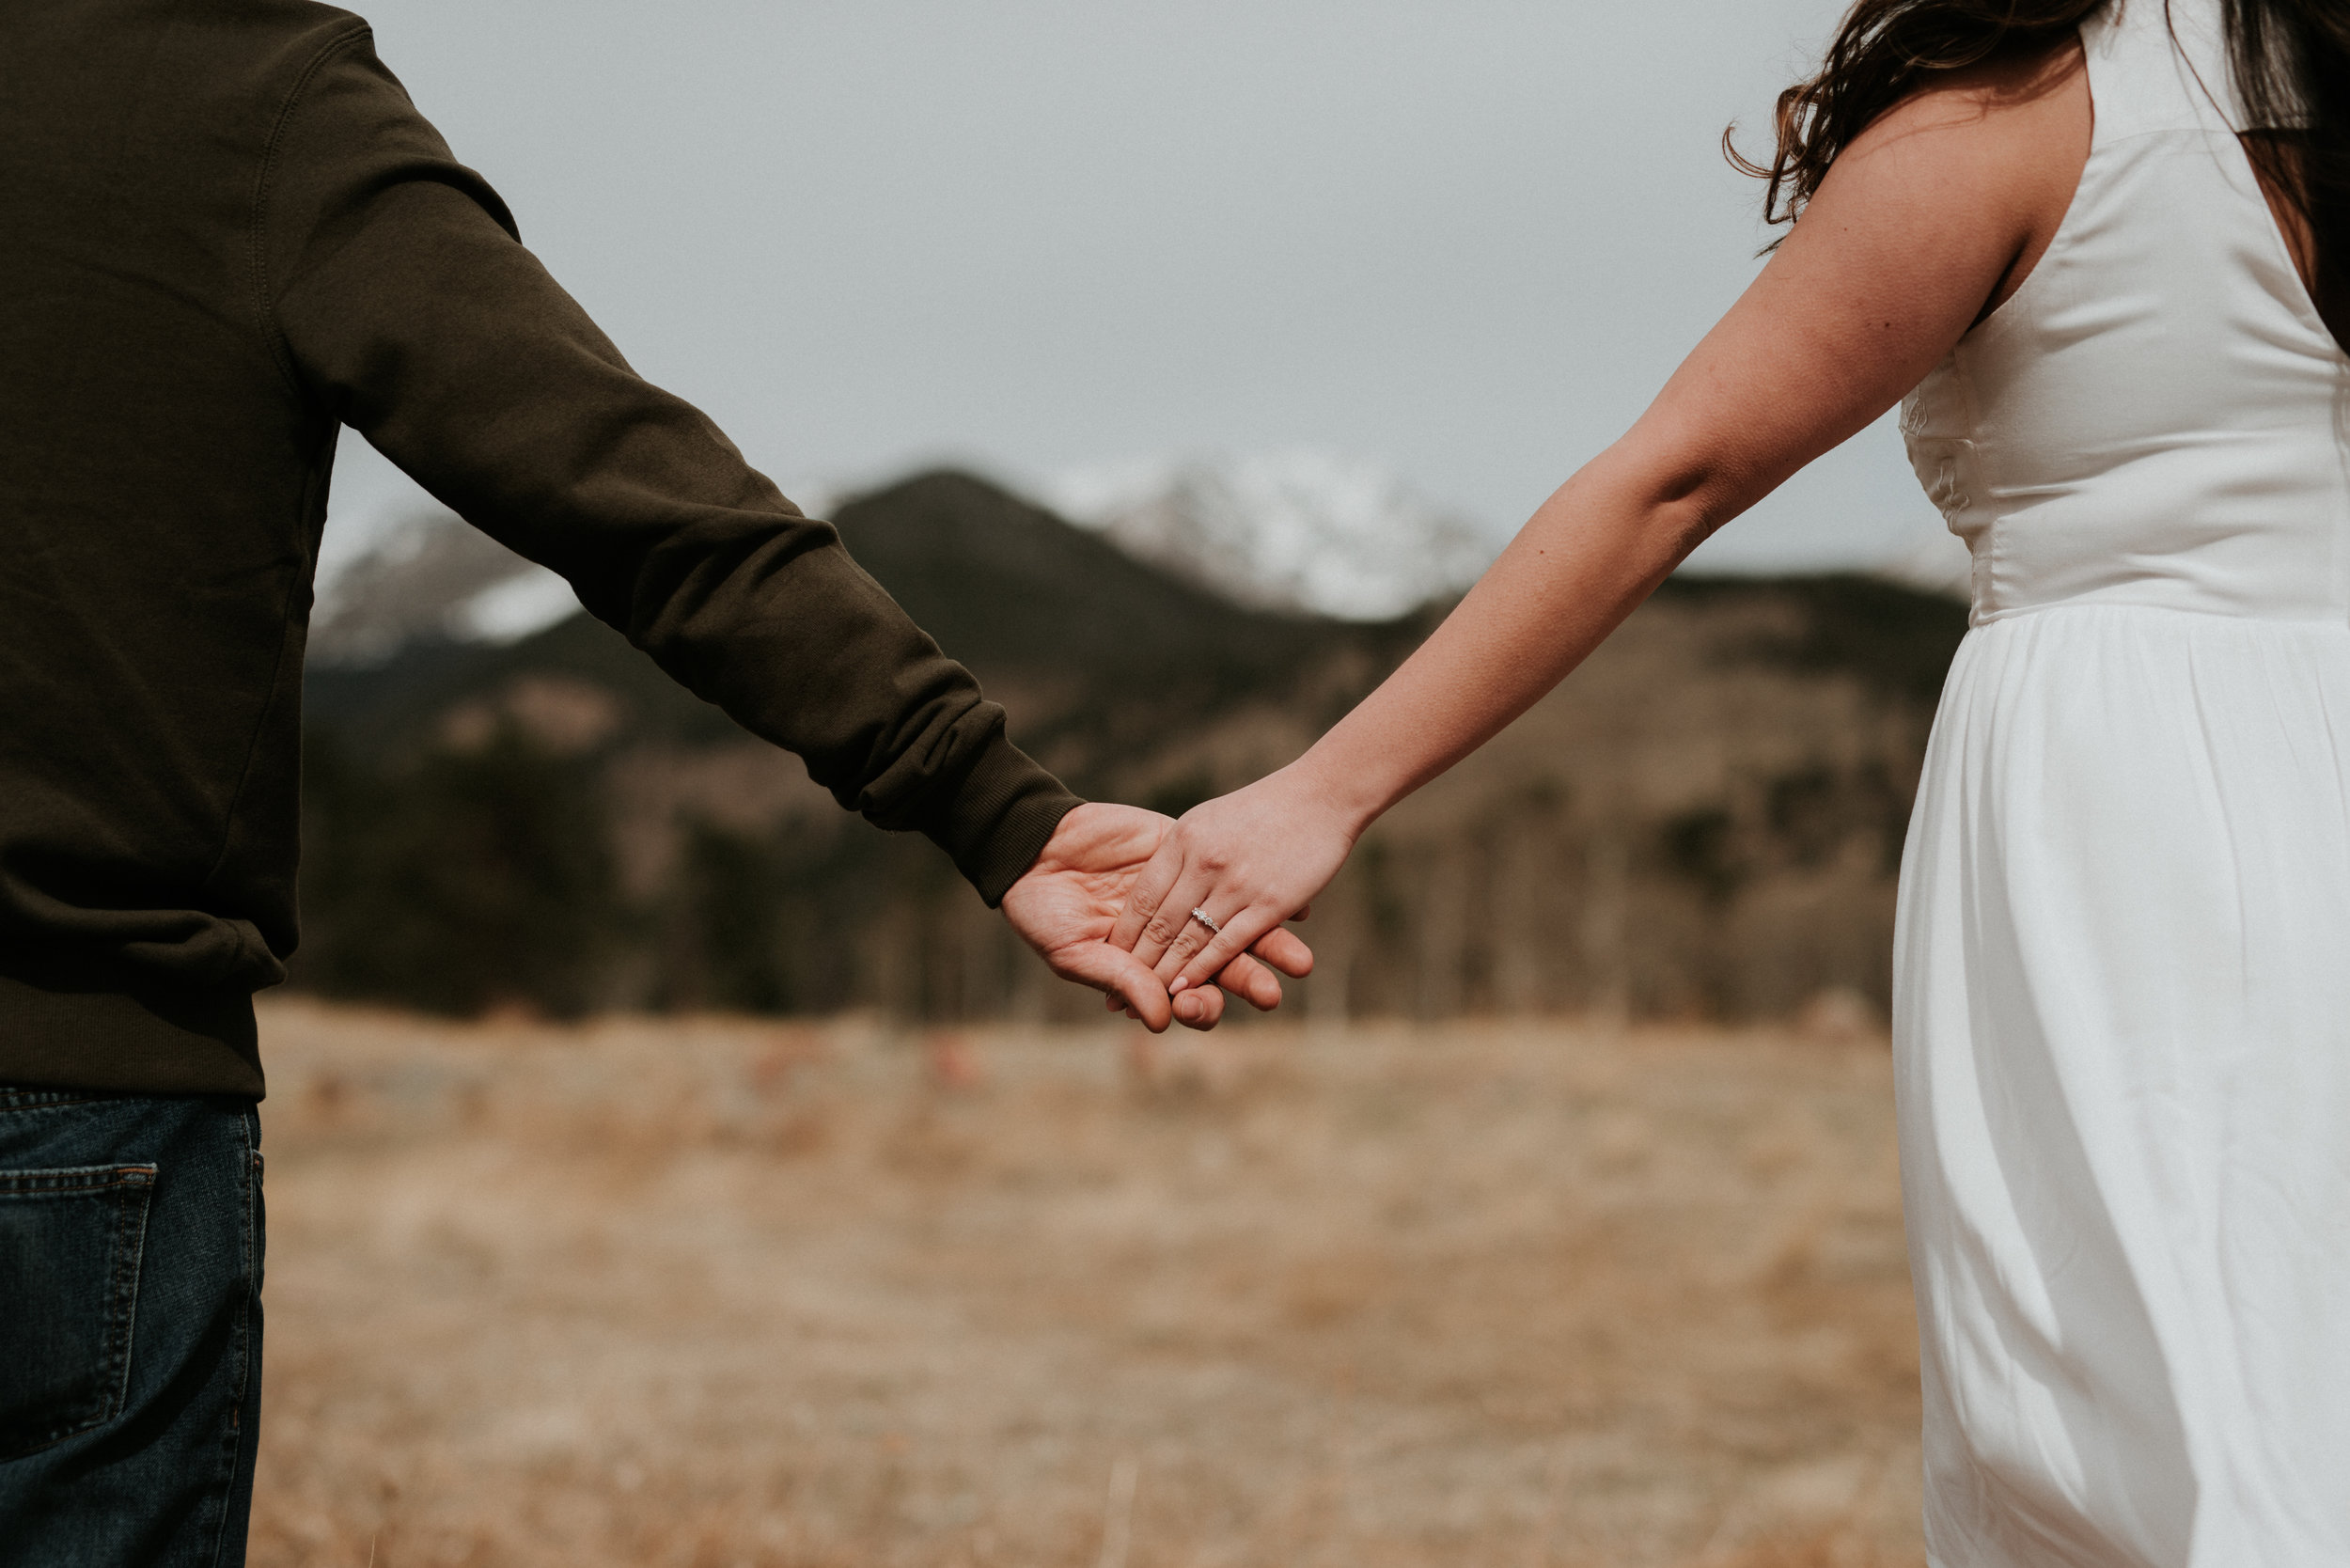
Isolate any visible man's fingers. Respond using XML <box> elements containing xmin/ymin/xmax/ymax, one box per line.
<box><xmin>1102</xmin><ymin>951</ymin><xmax>1234</xmax><ymax>1024</ymax></box>
<box><xmin>1054</xmin><ymin>941</ymin><xmax>1173</xmax><ymax>1032</ymax></box>
<box><xmin>1248</xmin><ymin>926</ymin><xmax>1315</xmax><ymax>980</ymax></box>
<box><xmin>1111</xmin><ymin>955</ymin><xmax>1174</xmax><ymax>1032</ymax></box>
<box><xmin>1212</xmin><ymin>950</ymin><xmax>1285</xmax><ymax>1011</ymax></box>
<box><xmin>1172</xmin><ymin>984</ymin><xmax>1226</xmax><ymax>1029</ymax></box>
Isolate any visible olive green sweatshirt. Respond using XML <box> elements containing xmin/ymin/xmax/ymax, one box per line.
<box><xmin>0</xmin><ymin>0</ymin><xmax>1081</xmax><ymax>1097</ymax></box>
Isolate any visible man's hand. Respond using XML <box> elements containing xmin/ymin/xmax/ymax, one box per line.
<box><xmin>1001</xmin><ymin>803</ymin><xmax>1314</xmax><ymax>1031</ymax></box>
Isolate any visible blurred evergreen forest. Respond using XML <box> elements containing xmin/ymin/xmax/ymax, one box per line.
<box><xmin>295</xmin><ymin>471</ymin><xmax>1968</xmax><ymax>1024</ymax></box>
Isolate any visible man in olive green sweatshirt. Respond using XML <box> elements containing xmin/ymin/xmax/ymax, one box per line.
<box><xmin>0</xmin><ymin>5</ymin><xmax>1309</xmax><ymax>1560</ymax></box>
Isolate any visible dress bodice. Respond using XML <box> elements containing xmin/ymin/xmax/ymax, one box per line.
<box><xmin>1900</xmin><ymin>0</ymin><xmax>2350</xmax><ymax>626</ymax></box>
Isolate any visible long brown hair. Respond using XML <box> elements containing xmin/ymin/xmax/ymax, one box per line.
<box><xmin>1731</xmin><ymin>0</ymin><xmax>2350</xmax><ymax>343</ymax></box>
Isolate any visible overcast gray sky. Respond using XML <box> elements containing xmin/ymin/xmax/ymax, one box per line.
<box><xmin>326</xmin><ymin>0</ymin><xmax>1955</xmax><ymax>579</ymax></box>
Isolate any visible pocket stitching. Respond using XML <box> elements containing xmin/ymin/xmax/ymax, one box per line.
<box><xmin>100</xmin><ymin>1167</ymin><xmax>154</xmax><ymax>1445</ymax></box>
<box><xmin>0</xmin><ymin>1167</ymin><xmax>155</xmax><ymax>1196</ymax></box>
<box><xmin>0</xmin><ymin>1165</ymin><xmax>156</xmax><ymax>1458</ymax></box>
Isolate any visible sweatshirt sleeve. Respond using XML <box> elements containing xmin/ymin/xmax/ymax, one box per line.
<box><xmin>258</xmin><ymin>25</ymin><xmax>1077</xmax><ymax>905</ymax></box>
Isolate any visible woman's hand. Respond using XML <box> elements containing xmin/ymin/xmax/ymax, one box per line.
<box><xmin>1107</xmin><ymin>766</ymin><xmax>1355</xmax><ymax>998</ymax></box>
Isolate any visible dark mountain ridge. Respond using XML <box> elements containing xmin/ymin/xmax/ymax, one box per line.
<box><xmin>297</xmin><ymin>468</ymin><xmax>1968</xmax><ymax>1023</ymax></box>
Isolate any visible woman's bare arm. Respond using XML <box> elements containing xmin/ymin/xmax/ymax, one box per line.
<box><xmin>1113</xmin><ymin>42</ymin><xmax>2090</xmax><ymax>993</ymax></box>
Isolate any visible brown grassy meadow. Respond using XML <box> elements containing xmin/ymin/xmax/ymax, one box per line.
<box><xmin>247</xmin><ymin>1000</ymin><xmax>1924</xmax><ymax>1568</ymax></box>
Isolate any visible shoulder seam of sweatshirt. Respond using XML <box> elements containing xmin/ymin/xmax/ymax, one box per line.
<box><xmin>250</xmin><ymin>20</ymin><xmax>374</xmax><ymax>403</ymax></box>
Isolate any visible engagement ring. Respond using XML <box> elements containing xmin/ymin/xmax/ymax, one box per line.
<box><xmin>1188</xmin><ymin>906</ymin><xmax>1221</xmax><ymax>934</ymax></box>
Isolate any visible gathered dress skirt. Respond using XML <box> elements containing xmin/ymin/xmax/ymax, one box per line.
<box><xmin>1893</xmin><ymin>601</ymin><xmax>2350</xmax><ymax>1564</ymax></box>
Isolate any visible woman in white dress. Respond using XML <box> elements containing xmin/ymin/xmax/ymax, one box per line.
<box><xmin>1101</xmin><ymin>0</ymin><xmax>2350</xmax><ymax>1560</ymax></box>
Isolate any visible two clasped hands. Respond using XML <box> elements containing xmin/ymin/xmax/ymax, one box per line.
<box><xmin>999</xmin><ymin>776</ymin><xmax>1343</xmax><ymax>1034</ymax></box>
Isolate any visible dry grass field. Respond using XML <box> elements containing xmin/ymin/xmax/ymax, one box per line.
<box><xmin>246</xmin><ymin>1000</ymin><xmax>1925</xmax><ymax>1568</ymax></box>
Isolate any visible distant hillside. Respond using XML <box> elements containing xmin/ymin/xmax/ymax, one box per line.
<box><xmin>296</xmin><ymin>468</ymin><xmax>1968</xmax><ymax>1023</ymax></box>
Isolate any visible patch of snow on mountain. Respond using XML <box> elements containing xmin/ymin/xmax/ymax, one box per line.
<box><xmin>311</xmin><ymin>509</ymin><xmax>580</xmax><ymax>664</ymax></box>
<box><xmin>452</xmin><ymin>566</ymin><xmax>585</xmax><ymax>644</ymax></box>
<box><xmin>1045</xmin><ymin>451</ymin><xmax>1497</xmax><ymax>621</ymax></box>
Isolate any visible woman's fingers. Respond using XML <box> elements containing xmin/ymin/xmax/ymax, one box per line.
<box><xmin>1129</xmin><ymin>859</ymin><xmax>1218</xmax><ymax>975</ymax></box>
<box><xmin>1167</xmin><ymin>904</ymin><xmax>1293</xmax><ymax>996</ymax></box>
<box><xmin>1146</xmin><ymin>873</ymin><xmax>1231</xmax><ymax>980</ymax></box>
<box><xmin>1108</xmin><ymin>832</ymin><xmax>1187</xmax><ymax>958</ymax></box>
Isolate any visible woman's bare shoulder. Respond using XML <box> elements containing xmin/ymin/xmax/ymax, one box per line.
<box><xmin>1821</xmin><ymin>39</ymin><xmax>2092</xmax><ymax>318</ymax></box>
<box><xmin>1841</xmin><ymin>39</ymin><xmax>2091</xmax><ymax>203</ymax></box>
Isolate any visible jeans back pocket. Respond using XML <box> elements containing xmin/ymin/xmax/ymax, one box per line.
<box><xmin>0</xmin><ymin>1164</ymin><xmax>156</xmax><ymax>1458</ymax></box>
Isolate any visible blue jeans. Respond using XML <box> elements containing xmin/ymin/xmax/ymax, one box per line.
<box><xmin>0</xmin><ymin>1090</ymin><xmax>264</xmax><ymax>1568</ymax></box>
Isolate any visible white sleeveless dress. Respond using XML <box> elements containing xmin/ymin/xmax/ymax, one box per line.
<box><xmin>1893</xmin><ymin>0</ymin><xmax>2350</xmax><ymax>1561</ymax></box>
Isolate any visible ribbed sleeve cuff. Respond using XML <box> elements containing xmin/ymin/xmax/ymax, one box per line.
<box><xmin>924</xmin><ymin>732</ymin><xmax>1084</xmax><ymax>906</ymax></box>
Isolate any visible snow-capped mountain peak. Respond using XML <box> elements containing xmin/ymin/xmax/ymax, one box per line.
<box><xmin>1044</xmin><ymin>450</ymin><xmax>1498</xmax><ymax>621</ymax></box>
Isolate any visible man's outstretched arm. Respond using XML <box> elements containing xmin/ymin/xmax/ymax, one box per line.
<box><xmin>258</xmin><ymin>25</ymin><xmax>1308</xmax><ymax>1015</ymax></box>
<box><xmin>263</xmin><ymin>24</ymin><xmax>1061</xmax><ymax>900</ymax></box>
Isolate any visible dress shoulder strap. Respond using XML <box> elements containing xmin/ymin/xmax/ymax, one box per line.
<box><xmin>2081</xmin><ymin>0</ymin><xmax>2243</xmax><ymax>142</ymax></box>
